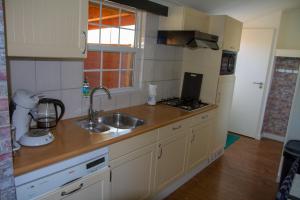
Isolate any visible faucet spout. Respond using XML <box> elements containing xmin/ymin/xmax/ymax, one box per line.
<box><xmin>88</xmin><ymin>86</ymin><xmax>111</xmax><ymax>122</ymax></box>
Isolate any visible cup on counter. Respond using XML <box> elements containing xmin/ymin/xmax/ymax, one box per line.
<box><xmin>147</xmin><ymin>84</ymin><xmax>157</xmax><ymax>105</ymax></box>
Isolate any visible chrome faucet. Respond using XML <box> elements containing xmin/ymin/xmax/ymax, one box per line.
<box><xmin>88</xmin><ymin>86</ymin><xmax>111</xmax><ymax>123</ymax></box>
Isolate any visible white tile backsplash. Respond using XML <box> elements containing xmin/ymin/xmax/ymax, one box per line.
<box><xmin>61</xmin><ymin>88</ymin><xmax>82</xmax><ymax>119</ymax></box>
<box><xmin>8</xmin><ymin>12</ymin><xmax>183</xmax><ymax>119</ymax></box>
<box><xmin>61</xmin><ymin>61</ymin><xmax>83</xmax><ymax>89</ymax></box>
<box><xmin>10</xmin><ymin>60</ymin><xmax>36</xmax><ymax>93</ymax></box>
<box><xmin>115</xmin><ymin>93</ymin><xmax>130</xmax><ymax>109</ymax></box>
<box><xmin>36</xmin><ymin>61</ymin><xmax>61</xmax><ymax>91</ymax></box>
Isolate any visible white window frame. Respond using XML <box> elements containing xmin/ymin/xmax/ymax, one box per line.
<box><xmin>85</xmin><ymin>0</ymin><xmax>143</xmax><ymax>93</ymax></box>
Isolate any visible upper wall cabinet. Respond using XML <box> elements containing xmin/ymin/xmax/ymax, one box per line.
<box><xmin>209</xmin><ymin>15</ymin><xmax>243</xmax><ymax>52</ymax></box>
<box><xmin>159</xmin><ymin>6</ymin><xmax>209</xmax><ymax>32</ymax></box>
<box><xmin>5</xmin><ymin>0</ymin><xmax>88</xmax><ymax>58</ymax></box>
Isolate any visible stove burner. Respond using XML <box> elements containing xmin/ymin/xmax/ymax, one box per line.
<box><xmin>159</xmin><ymin>97</ymin><xmax>209</xmax><ymax>111</ymax></box>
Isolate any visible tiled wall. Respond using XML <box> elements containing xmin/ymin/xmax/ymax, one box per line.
<box><xmin>0</xmin><ymin>0</ymin><xmax>16</xmax><ymax>199</ymax></box>
<box><xmin>8</xmin><ymin>13</ymin><xmax>183</xmax><ymax>119</ymax></box>
<box><xmin>262</xmin><ymin>56</ymin><xmax>300</xmax><ymax>137</ymax></box>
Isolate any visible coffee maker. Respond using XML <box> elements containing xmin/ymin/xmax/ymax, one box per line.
<box><xmin>11</xmin><ymin>90</ymin><xmax>65</xmax><ymax>147</ymax></box>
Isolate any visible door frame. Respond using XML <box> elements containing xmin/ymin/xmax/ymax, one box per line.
<box><xmin>254</xmin><ymin>28</ymin><xmax>278</xmax><ymax>140</ymax></box>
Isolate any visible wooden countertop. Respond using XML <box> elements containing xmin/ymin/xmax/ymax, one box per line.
<box><xmin>13</xmin><ymin>104</ymin><xmax>217</xmax><ymax>176</ymax></box>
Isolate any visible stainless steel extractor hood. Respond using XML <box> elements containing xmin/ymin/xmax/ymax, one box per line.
<box><xmin>157</xmin><ymin>30</ymin><xmax>219</xmax><ymax>50</ymax></box>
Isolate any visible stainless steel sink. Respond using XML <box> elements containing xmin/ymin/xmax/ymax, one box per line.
<box><xmin>98</xmin><ymin>112</ymin><xmax>144</xmax><ymax>130</ymax></box>
<box><xmin>76</xmin><ymin>112</ymin><xmax>144</xmax><ymax>133</ymax></box>
<box><xmin>77</xmin><ymin>119</ymin><xmax>110</xmax><ymax>133</ymax></box>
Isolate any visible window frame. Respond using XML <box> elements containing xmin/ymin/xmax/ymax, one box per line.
<box><xmin>85</xmin><ymin>0</ymin><xmax>143</xmax><ymax>93</ymax></box>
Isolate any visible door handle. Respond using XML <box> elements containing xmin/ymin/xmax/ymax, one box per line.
<box><xmin>82</xmin><ymin>31</ymin><xmax>87</xmax><ymax>54</ymax></box>
<box><xmin>253</xmin><ymin>82</ymin><xmax>263</xmax><ymax>89</ymax></box>
<box><xmin>61</xmin><ymin>183</ymin><xmax>83</xmax><ymax>196</ymax></box>
<box><xmin>158</xmin><ymin>144</ymin><xmax>163</xmax><ymax>159</ymax></box>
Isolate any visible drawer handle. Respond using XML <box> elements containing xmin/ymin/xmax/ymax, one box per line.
<box><xmin>61</xmin><ymin>183</ymin><xmax>83</xmax><ymax>196</ymax></box>
<box><xmin>158</xmin><ymin>144</ymin><xmax>163</xmax><ymax>159</ymax></box>
<box><xmin>201</xmin><ymin>115</ymin><xmax>208</xmax><ymax>120</ymax></box>
<box><xmin>172</xmin><ymin>125</ymin><xmax>182</xmax><ymax>131</ymax></box>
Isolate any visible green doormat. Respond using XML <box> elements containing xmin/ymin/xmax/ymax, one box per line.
<box><xmin>225</xmin><ymin>133</ymin><xmax>240</xmax><ymax>149</ymax></box>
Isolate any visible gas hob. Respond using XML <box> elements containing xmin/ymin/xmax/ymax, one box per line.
<box><xmin>159</xmin><ymin>98</ymin><xmax>209</xmax><ymax>111</ymax></box>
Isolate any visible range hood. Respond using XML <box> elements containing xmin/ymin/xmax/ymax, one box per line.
<box><xmin>157</xmin><ymin>31</ymin><xmax>219</xmax><ymax>50</ymax></box>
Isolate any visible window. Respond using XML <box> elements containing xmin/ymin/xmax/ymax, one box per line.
<box><xmin>84</xmin><ymin>0</ymin><xmax>139</xmax><ymax>89</ymax></box>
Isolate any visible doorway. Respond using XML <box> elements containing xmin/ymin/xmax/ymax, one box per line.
<box><xmin>262</xmin><ymin>57</ymin><xmax>300</xmax><ymax>142</ymax></box>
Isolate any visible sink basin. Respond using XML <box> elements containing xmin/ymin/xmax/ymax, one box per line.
<box><xmin>76</xmin><ymin>112</ymin><xmax>144</xmax><ymax>133</ymax></box>
<box><xmin>77</xmin><ymin>119</ymin><xmax>110</xmax><ymax>133</ymax></box>
<box><xmin>98</xmin><ymin>112</ymin><xmax>144</xmax><ymax>130</ymax></box>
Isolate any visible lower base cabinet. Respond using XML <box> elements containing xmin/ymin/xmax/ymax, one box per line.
<box><xmin>186</xmin><ymin>120</ymin><xmax>213</xmax><ymax>171</ymax></box>
<box><xmin>110</xmin><ymin>144</ymin><xmax>156</xmax><ymax>200</ymax></box>
<box><xmin>155</xmin><ymin>132</ymin><xmax>187</xmax><ymax>192</ymax></box>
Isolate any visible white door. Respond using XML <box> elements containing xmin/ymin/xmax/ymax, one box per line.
<box><xmin>229</xmin><ymin>29</ymin><xmax>275</xmax><ymax>139</ymax></box>
<box><xmin>214</xmin><ymin>75</ymin><xmax>235</xmax><ymax>150</ymax></box>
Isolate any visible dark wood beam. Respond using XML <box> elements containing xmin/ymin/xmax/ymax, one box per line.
<box><xmin>109</xmin><ymin>0</ymin><xmax>168</xmax><ymax>16</ymax></box>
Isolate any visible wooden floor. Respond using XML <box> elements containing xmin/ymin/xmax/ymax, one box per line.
<box><xmin>165</xmin><ymin>136</ymin><xmax>283</xmax><ymax>200</ymax></box>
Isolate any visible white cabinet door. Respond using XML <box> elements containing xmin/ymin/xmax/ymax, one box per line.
<box><xmin>186</xmin><ymin>120</ymin><xmax>212</xmax><ymax>171</ymax></box>
<box><xmin>223</xmin><ymin>17</ymin><xmax>243</xmax><ymax>52</ymax></box>
<box><xmin>5</xmin><ymin>0</ymin><xmax>88</xmax><ymax>58</ymax></box>
<box><xmin>110</xmin><ymin>144</ymin><xmax>156</xmax><ymax>200</ymax></box>
<box><xmin>155</xmin><ymin>132</ymin><xmax>187</xmax><ymax>192</ymax></box>
<box><xmin>214</xmin><ymin>75</ymin><xmax>235</xmax><ymax>153</ymax></box>
<box><xmin>39</xmin><ymin>167</ymin><xmax>110</xmax><ymax>200</ymax></box>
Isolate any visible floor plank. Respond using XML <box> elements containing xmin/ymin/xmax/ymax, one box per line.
<box><xmin>165</xmin><ymin>136</ymin><xmax>283</xmax><ymax>200</ymax></box>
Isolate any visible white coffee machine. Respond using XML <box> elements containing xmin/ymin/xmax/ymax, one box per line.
<box><xmin>11</xmin><ymin>89</ymin><xmax>56</xmax><ymax>147</ymax></box>
<box><xmin>12</xmin><ymin>90</ymin><xmax>39</xmax><ymax>141</ymax></box>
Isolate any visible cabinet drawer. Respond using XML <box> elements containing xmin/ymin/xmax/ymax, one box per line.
<box><xmin>109</xmin><ymin>130</ymin><xmax>158</xmax><ymax>160</ymax></box>
<box><xmin>190</xmin><ymin>110</ymin><xmax>216</xmax><ymax>127</ymax></box>
<box><xmin>158</xmin><ymin>119</ymin><xmax>189</xmax><ymax>141</ymax></box>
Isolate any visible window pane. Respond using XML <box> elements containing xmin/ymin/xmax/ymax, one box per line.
<box><xmin>121</xmin><ymin>70</ymin><xmax>133</xmax><ymax>87</ymax></box>
<box><xmin>88</xmin><ymin>2</ymin><xmax>100</xmax><ymax>24</ymax></box>
<box><xmin>84</xmin><ymin>71</ymin><xmax>100</xmax><ymax>88</ymax></box>
<box><xmin>102</xmin><ymin>71</ymin><xmax>119</xmax><ymax>88</ymax></box>
<box><xmin>120</xmin><ymin>10</ymin><xmax>135</xmax><ymax>28</ymax></box>
<box><xmin>84</xmin><ymin>51</ymin><xmax>101</xmax><ymax>70</ymax></box>
<box><xmin>88</xmin><ymin>24</ymin><xmax>100</xmax><ymax>44</ymax></box>
<box><xmin>121</xmin><ymin>52</ymin><xmax>134</xmax><ymax>69</ymax></box>
<box><xmin>100</xmin><ymin>27</ymin><xmax>119</xmax><ymax>45</ymax></box>
<box><xmin>120</xmin><ymin>28</ymin><xmax>134</xmax><ymax>47</ymax></box>
<box><xmin>103</xmin><ymin>52</ymin><xmax>120</xmax><ymax>69</ymax></box>
<box><xmin>102</xmin><ymin>5</ymin><xmax>120</xmax><ymax>26</ymax></box>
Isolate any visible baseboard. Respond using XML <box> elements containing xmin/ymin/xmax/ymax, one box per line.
<box><xmin>153</xmin><ymin>147</ymin><xmax>224</xmax><ymax>200</ymax></box>
<box><xmin>262</xmin><ymin>132</ymin><xmax>285</xmax><ymax>142</ymax></box>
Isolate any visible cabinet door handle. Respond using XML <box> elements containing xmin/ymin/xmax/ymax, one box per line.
<box><xmin>61</xmin><ymin>183</ymin><xmax>83</xmax><ymax>196</ymax></box>
<box><xmin>191</xmin><ymin>134</ymin><xmax>195</xmax><ymax>143</ymax></box>
<box><xmin>158</xmin><ymin>144</ymin><xmax>163</xmax><ymax>159</ymax></box>
<box><xmin>172</xmin><ymin>125</ymin><xmax>182</xmax><ymax>131</ymax></box>
<box><xmin>82</xmin><ymin>31</ymin><xmax>87</xmax><ymax>54</ymax></box>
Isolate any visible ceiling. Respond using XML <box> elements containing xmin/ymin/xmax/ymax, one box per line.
<box><xmin>159</xmin><ymin>0</ymin><xmax>300</xmax><ymax>22</ymax></box>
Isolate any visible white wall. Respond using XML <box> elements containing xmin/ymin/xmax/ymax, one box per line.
<box><xmin>277</xmin><ymin>8</ymin><xmax>300</xmax><ymax>50</ymax></box>
<box><xmin>8</xmin><ymin>13</ymin><xmax>183</xmax><ymax>119</ymax></box>
<box><xmin>181</xmin><ymin>48</ymin><xmax>222</xmax><ymax>104</ymax></box>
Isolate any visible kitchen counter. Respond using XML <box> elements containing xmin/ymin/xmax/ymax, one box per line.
<box><xmin>13</xmin><ymin>104</ymin><xmax>217</xmax><ymax>176</ymax></box>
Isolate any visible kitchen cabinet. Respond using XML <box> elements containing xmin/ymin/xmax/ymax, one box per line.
<box><xmin>213</xmin><ymin>75</ymin><xmax>235</xmax><ymax>154</ymax></box>
<box><xmin>5</xmin><ymin>0</ymin><xmax>88</xmax><ymax>58</ymax></box>
<box><xmin>109</xmin><ymin>130</ymin><xmax>158</xmax><ymax>200</ymax></box>
<box><xmin>155</xmin><ymin>121</ymin><xmax>188</xmax><ymax>192</ymax></box>
<box><xmin>186</xmin><ymin>117</ymin><xmax>214</xmax><ymax>171</ymax></box>
<box><xmin>209</xmin><ymin>15</ymin><xmax>243</xmax><ymax>52</ymax></box>
<box><xmin>39</xmin><ymin>167</ymin><xmax>110</xmax><ymax>200</ymax></box>
<box><xmin>159</xmin><ymin>6</ymin><xmax>209</xmax><ymax>32</ymax></box>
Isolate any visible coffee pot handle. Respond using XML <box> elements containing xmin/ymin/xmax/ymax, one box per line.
<box><xmin>52</xmin><ymin>99</ymin><xmax>65</xmax><ymax>122</ymax></box>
